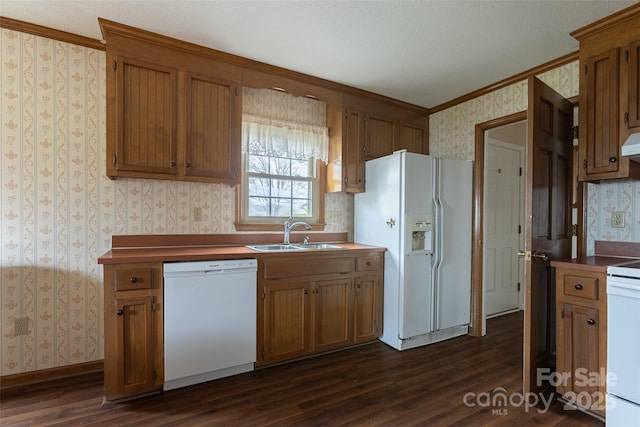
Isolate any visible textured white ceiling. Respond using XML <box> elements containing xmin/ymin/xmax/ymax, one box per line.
<box><xmin>2</xmin><ymin>0</ymin><xmax>638</xmax><ymax>108</ymax></box>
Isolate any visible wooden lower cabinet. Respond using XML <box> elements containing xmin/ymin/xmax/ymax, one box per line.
<box><xmin>262</xmin><ymin>279</ymin><xmax>309</xmax><ymax>363</ymax></box>
<box><xmin>258</xmin><ymin>252</ymin><xmax>383</xmax><ymax>366</ymax></box>
<box><xmin>555</xmin><ymin>268</ymin><xmax>607</xmax><ymax>417</ymax></box>
<box><xmin>353</xmin><ymin>275</ymin><xmax>379</xmax><ymax>343</ymax></box>
<box><xmin>104</xmin><ymin>262</ymin><xmax>164</xmax><ymax>402</ymax></box>
<box><xmin>313</xmin><ymin>278</ymin><xmax>352</xmax><ymax>352</ymax></box>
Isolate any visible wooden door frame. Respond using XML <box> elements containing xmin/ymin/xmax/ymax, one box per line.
<box><xmin>469</xmin><ymin>111</ymin><xmax>527</xmax><ymax>337</ymax></box>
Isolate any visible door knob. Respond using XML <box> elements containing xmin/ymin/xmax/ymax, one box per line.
<box><xmin>517</xmin><ymin>250</ymin><xmax>526</xmax><ymax>258</ymax></box>
<box><xmin>532</xmin><ymin>251</ymin><xmax>549</xmax><ymax>262</ymax></box>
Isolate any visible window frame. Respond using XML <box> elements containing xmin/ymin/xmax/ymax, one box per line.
<box><xmin>235</xmin><ymin>155</ymin><xmax>326</xmax><ymax>231</ymax></box>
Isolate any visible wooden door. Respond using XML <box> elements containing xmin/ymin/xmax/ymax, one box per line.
<box><xmin>524</xmin><ymin>77</ymin><xmax>573</xmax><ymax>395</ymax></box>
<box><xmin>111</xmin><ymin>56</ymin><xmax>178</xmax><ymax>177</ymax></box>
<box><xmin>581</xmin><ymin>48</ymin><xmax>620</xmax><ymax>178</ymax></box>
<box><xmin>353</xmin><ymin>275</ymin><xmax>379</xmax><ymax>343</ymax></box>
<box><xmin>184</xmin><ymin>72</ymin><xmax>240</xmax><ymax>184</ymax></box>
<box><xmin>262</xmin><ymin>280</ymin><xmax>309</xmax><ymax>363</ymax></box>
<box><xmin>363</xmin><ymin>113</ymin><xmax>395</xmax><ymax>159</ymax></box>
<box><xmin>344</xmin><ymin>108</ymin><xmax>365</xmax><ymax>193</ymax></box>
<box><xmin>397</xmin><ymin>122</ymin><xmax>428</xmax><ymax>154</ymax></box>
<box><xmin>312</xmin><ymin>278</ymin><xmax>352</xmax><ymax>352</ymax></box>
<box><xmin>484</xmin><ymin>139</ymin><xmax>523</xmax><ymax>316</ymax></box>
<box><xmin>114</xmin><ymin>296</ymin><xmax>156</xmax><ymax>396</ymax></box>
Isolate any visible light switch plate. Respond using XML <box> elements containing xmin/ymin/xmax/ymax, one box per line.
<box><xmin>611</xmin><ymin>211</ymin><xmax>624</xmax><ymax>228</ymax></box>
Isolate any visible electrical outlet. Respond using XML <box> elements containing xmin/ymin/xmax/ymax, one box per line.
<box><xmin>611</xmin><ymin>211</ymin><xmax>625</xmax><ymax>228</ymax></box>
<box><xmin>193</xmin><ymin>207</ymin><xmax>202</xmax><ymax>222</ymax></box>
<box><xmin>14</xmin><ymin>317</ymin><xmax>28</xmax><ymax>336</ymax></box>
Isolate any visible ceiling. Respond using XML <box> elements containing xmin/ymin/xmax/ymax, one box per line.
<box><xmin>2</xmin><ymin>1</ymin><xmax>638</xmax><ymax>109</ymax></box>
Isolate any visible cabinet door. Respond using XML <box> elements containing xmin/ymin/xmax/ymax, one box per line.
<box><xmin>184</xmin><ymin>73</ymin><xmax>241</xmax><ymax>184</ymax></box>
<box><xmin>344</xmin><ymin>108</ymin><xmax>365</xmax><ymax>193</ymax></box>
<box><xmin>114</xmin><ymin>296</ymin><xmax>156</xmax><ymax>396</ymax></box>
<box><xmin>628</xmin><ymin>40</ymin><xmax>640</xmax><ymax>131</ymax></box>
<box><xmin>312</xmin><ymin>278</ymin><xmax>352</xmax><ymax>352</ymax></box>
<box><xmin>582</xmin><ymin>48</ymin><xmax>620</xmax><ymax>178</ymax></box>
<box><xmin>364</xmin><ymin>114</ymin><xmax>395</xmax><ymax>160</ymax></box>
<box><xmin>397</xmin><ymin>122</ymin><xmax>428</xmax><ymax>154</ymax></box>
<box><xmin>110</xmin><ymin>56</ymin><xmax>178</xmax><ymax>177</ymax></box>
<box><xmin>353</xmin><ymin>275</ymin><xmax>379</xmax><ymax>343</ymax></box>
<box><xmin>557</xmin><ymin>303</ymin><xmax>602</xmax><ymax>410</ymax></box>
<box><xmin>262</xmin><ymin>280</ymin><xmax>309</xmax><ymax>363</ymax></box>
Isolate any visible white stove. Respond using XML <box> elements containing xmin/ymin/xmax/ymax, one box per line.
<box><xmin>606</xmin><ymin>261</ymin><xmax>640</xmax><ymax>425</ymax></box>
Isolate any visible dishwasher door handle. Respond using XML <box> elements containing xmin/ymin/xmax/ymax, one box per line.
<box><xmin>204</xmin><ymin>269</ymin><xmax>225</xmax><ymax>274</ymax></box>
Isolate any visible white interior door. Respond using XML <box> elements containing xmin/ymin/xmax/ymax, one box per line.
<box><xmin>483</xmin><ymin>137</ymin><xmax>524</xmax><ymax>317</ymax></box>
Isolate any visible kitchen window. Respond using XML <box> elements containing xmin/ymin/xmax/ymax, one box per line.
<box><xmin>235</xmin><ymin>114</ymin><xmax>328</xmax><ymax>230</ymax></box>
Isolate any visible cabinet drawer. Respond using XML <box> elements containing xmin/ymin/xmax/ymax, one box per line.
<box><xmin>356</xmin><ymin>256</ymin><xmax>381</xmax><ymax>272</ymax></box>
<box><xmin>563</xmin><ymin>275</ymin><xmax>598</xmax><ymax>300</ymax></box>
<box><xmin>114</xmin><ymin>268</ymin><xmax>154</xmax><ymax>291</ymax></box>
<box><xmin>263</xmin><ymin>257</ymin><xmax>353</xmax><ymax>280</ymax></box>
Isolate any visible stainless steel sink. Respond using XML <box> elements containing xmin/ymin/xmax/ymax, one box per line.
<box><xmin>246</xmin><ymin>244</ymin><xmax>304</xmax><ymax>252</ymax></box>
<box><xmin>246</xmin><ymin>243</ymin><xmax>345</xmax><ymax>252</ymax></box>
<box><xmin>297</xmin><ymin>243</ymin><xmax>344</xmax><ymax>250</ymax></box>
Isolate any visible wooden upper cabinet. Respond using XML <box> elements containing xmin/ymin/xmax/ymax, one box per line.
<box><xmin>327</xmin><ymin>102</ymin><xmax>428</xmax><ymax>193</ymax></box>
<box><xmin>184</xmin><ymin>73</ymin><xmax>240</xmax><ymax>182</ymax></box>
<box><xmin>629</xmin><ymin>40</ymin><xmax>640</xmax><ymax>131</ymax></box>
<box><xmin>344</xmin><ymin>108</ymin><xmax>366</xmax><ymax>193</ymax></box>
<box><xmin>572</xmin><ymin>6</ymin><xmax>640</xmax><ymax>181</ymax></box>
<box><xmin>397</xmin><ymin>121</ymin><xmax>428</xmax><ymax>154</ymax></box>
<box><xmin>111</xmin><ymin>57</ymin><xmax>178</xmax><ymax>177</ymax></box>
<box><xmin>582</xmin><ymin>48</ymin><xmax>620</xmax><ymax>178</ymax></box>
<box><xmin>364</xmin><ymin>113</ymin><xmax>395</xmax><ymax>160</ymax></box>
<box><xmin>327</xmin><ymin>106</ymin><xmax>365</xmax><ymax>193</ymax></box>
<box><xmin>101</xmin><ymin>19</ymin><xmax>241</xmax><ymax>185</ymax></box>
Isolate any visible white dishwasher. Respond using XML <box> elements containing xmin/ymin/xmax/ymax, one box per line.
<box><xmin>163</xmin><ymin>259</ymin><xmax>257</xmax><ymax>391</ymax></box>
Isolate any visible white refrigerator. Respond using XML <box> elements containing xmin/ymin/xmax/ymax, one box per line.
<box><xmin>354</xmin><ymin>150</ymin><xmax>473</xmax><ymax>351</ymax></box>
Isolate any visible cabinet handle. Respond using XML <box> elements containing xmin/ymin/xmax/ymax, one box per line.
<box><xmin>185</xmin><ymin>162</ymin><xmax>191</xmax><ymax>168</ymax></box>
<box><xmin>366</xmin><ymin>261</ymin><xmax>372</xmax><ymax>266</ymax></box>
<box><xmin>116</xmin><ymin>309</ymin><xmax>124</xmax><ymax>316</ymax></box>
<box><xmin>344</xmin><ymin>177</ymin><xmax>348</xmax><ymax>184</ymax></box>
<box><xmin>587</xmin><ymin>318</ymin><xmax>595</xmax><ymax>325</ymax></box>
<box><xmin>170</xmin><ymin>161</ymin><xmax>176</xmax><ymax>167</ymax></box>
<box><xmin>574</xmin><ymin>284</ymin><xmax>583</xmax><ymax>290</ymax></box>
<box><xmin>609</xmin><ymin>157</ymin><xmax>617</xmax><ymax>163</ymax></box>
<box><xmin>130</xmin><ymin>277</ymin><xmax>137</xmax><ymax>283</ymax></box>
<box><xmin>625</xmin><ymin>112</ymin><xmax>629</xmax><ymax>124</ymax></box>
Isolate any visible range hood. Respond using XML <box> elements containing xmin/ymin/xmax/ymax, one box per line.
<box><xmin>621</xmin><ymin>132</ymin><xmax>640</xmax><ymax>163</ymax></box>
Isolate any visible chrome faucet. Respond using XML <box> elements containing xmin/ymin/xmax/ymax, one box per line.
<box><xmin>283</xmin><ymin>217</ymin><xmax>312</xmax><ymax>244</ymax></box>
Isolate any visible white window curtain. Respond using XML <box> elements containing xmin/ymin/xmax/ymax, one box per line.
<box><xmin>242</xmin><ymin>113</ymin><xmax>329</xmax><ymax>163</ymax></box>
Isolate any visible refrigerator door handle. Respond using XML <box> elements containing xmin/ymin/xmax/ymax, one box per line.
<box><xmin>432</xmin><ymin>157</ymin><xmax>444</xmax><ymax>331</ymax></box>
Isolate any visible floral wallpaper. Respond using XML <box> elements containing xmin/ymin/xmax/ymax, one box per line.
<box><xmin>0</xmin><ymin>29</ymin><xmax>350</xmax><ymax>376</ymax></box>
<box><xmin>430</xmin><ymin>61</ymin><xmax>640</xmax><ymax>255</ymax></box>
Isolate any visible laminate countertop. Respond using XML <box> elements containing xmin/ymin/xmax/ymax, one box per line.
<box><xmin>98</xmin><ymin>242</ymin><xmax>385</xmax><ymax>264</ymax></box>
<box><xmin>550</xmin><ymin>256</ymin><xmax>639</xmax><ymax>273</ymax></box>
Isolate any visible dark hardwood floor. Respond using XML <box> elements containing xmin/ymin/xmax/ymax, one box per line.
<box><xmin>1</xmin><ymin>311</ymin><xmax>603</xmax><ymax>426</ymax></box>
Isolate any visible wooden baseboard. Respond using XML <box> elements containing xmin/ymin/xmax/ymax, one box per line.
<box><xmin>0</xmin><ymin>360</ymin><xmax>103</xmax><ymax>390</ymax></box>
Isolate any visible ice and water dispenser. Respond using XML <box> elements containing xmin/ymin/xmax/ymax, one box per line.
<box><xmin>405</xmin><ymin>213</ymin><xmax>433</xmax><ymax>255</ymax></box>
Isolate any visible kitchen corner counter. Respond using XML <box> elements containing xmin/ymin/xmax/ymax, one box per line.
<box><xmin>550</xmin><ymin>256</ymin><xmax>638</xmax><ymax>273</ymax></box>
<box><xmin>551</xmin><ymin>241</ymin><xmax>640</xmax><ymax>273</ymax></box>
